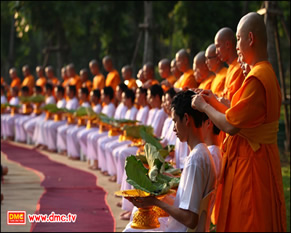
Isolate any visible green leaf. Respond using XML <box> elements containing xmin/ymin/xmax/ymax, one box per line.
<box><xmin>139</xmin><ymin>127</ymin><xmax>162</xmax><ymax>150</ymax></box>
<box><xmin>145</xmin><ymin>143</ymin><xmax>165</xmax><ymax>182</ymax></box>
<box><xmin>74</xmin><ymin>106</ymin><xmax>88</xmax><ymax>117</ymax></box>
<box><xmin>29</xmin><ymin>95</ymin><xmax>45</xmax><ymax>103</ymax></box>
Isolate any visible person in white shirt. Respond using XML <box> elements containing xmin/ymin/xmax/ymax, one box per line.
<box><xmin>1</xmin><ymin>86</ymin><xmax>21</xmax><ymax>140</ymax></box>
<box><xmin>75</xmin><ymin>89</ymin><xmax>102</xmax><ymax>163</ymax></box>
<box><xmin>43</xmin><ymin>85</ymin><xmax>66</xmax><ymax>152</ymax></box>
<box><xmin>117</xmin><ymin>84</ymin><xmax>167</xmax><ymax>220</ymax></box>
<box><xmin>14</xmin><ymin>85</ymin><xmax>44</xmax><ymax>143</ymax></box>
<box><xmin>56</xmin><ymin>85</ymin><xmax>79</xmax><ymax>154</ymax></box>
<box><xmin>45</xmin><ymin>85</ymin><xmax>78</xmax><ymax>152</ymax></box>
<box><xmin>33</xmin><ymin>83</ymin><xmax>56</xmax><ymax>148</ymax></box>
<box><xmin>98</xmin><ymin>88</ymin><xmax>138</xmax><ymax>179</ymax></box>
<box><xmin>86</xmin><ymin>86</ymin><xmax>116</xmax><ymax>169</ymax></box>
<box><xmin>66</xmin><ymin>87</ymin><xmax>91</xmax><ymax>160</ymax></box>
<box><xmin>103</xmin><ymin>87</ymin><xmax>149</xmax><ymax>183</ymax></box>
<box><xmin>1</xmin><ymin>85</ymin><xmax>7</xmax><ymax>104</ymax></box>
<box><xmin>124</xmin><ymin>90</ymin><xmax>216</xmax><ymax>232</ymax></box>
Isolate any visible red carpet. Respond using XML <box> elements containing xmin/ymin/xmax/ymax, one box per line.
<box><xmin>1</xmin><ymin>141</ymin><xmax>115</xmax><ymax>232</ymax></box>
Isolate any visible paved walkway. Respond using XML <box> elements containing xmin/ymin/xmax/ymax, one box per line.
<box><xmin>1</xmin><ymin>140</ymin><xmax>128</xmax><ymax>232</ymax></box>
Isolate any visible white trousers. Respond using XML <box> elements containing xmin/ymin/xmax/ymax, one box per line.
<box><xmin>66</xmin><ymin>125</ymin><xmax>85</xmax><ymax>158</ymax></box>
<box><xmin>45</xmin><ymin>120</ymin><xmax>66</xmax><ymax>150</ymax></box>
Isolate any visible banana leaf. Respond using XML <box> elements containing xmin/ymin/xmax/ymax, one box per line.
<box><xmin>125</xmin><ymin>155</ymin><xmax>180</xmax><ymax>195</ymax></box>
<box><xmin>19</xmin><ymin>96</ymin><xmax>31</xmax><ymax>103</ymax></box>
<box><xmin>4</xmin><ymin>103</ymin><xmax>21</xmax><ymax>108</ymax></box>
<box><xmin>29</xmin><ymin>95</ymin><xmax>45</xmax><ymax>103</ymax></box>
<box><xmin>122</xmin><ymin>125</ymin><xmax>154</xmax><ymax>139</ymax></box>
<box><xmin>74</xmin><ymin>106</ymin><xmax>88</xmax><ymax>117</ymax></box>
<box><xmin>145</xmin><ymin>143</ymin><xmax>165</xmax><ymax>182</ymax></box>
<box><xmin>86</xmin><ymin>107</ymin><xmax>98</xmax><ymax>119</ymax></box>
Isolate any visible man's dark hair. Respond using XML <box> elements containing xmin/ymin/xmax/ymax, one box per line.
<box><xmin>45</xmin><ymin>83</ymin><xmax>53</xmax><ymax>92</ymax></box>
<box><xmin>1</xmin><ymin>85</ymin><xmax>5</xmax><ymax>92</ymax></box>
<box><xmin>103</xmin><ymin>86</ymin><xmax>114</xmax><ymax>100</ymax></box>
<box><xmin>124</xmin><ymin>89</ymin><xmax>135</xmax><ymax>103</ymax></box>
<box><xmin>118</xmin><ymin>83</ymin><xmax>128</xmax><ymax>93</ymax></box>
<box><xmin>92</xmin><ymin>89</ymin><xmax>101</xmax><ymax>99</ymax></box>
<box><xmin>35</xmin><ymin>85</ymin><xmax>43</xmax><ymax>94</ymax></box>
<box><xmin>165</xmin><ymin>87</ymin><xmax>176</xmax><ymax>99</ymax></box>
<box><xmin>213</xmin><ymin>124</ymin><xmax>221</xmax><ymax>135</ymax></box>
<box><xmin>171</xmin><ymin>90</ymin><xmax>208</xmax><ymax>128</ymax></box>
<box><xmin>21</xmin><ymin>86</ymin><xmax>29</xmax><ymax>93</ymax></box>
<box><xmin>81</xmin><ymin>87</ymin><xmax>89</xmax><ymax>97</ymax></box>
<box><xmin>56</xmin><ymin>85</ymin><xmax>65</xmax><ymax>95</ymax></box>
<box><xmin>68</xmin><ymin>85</ymin><xmax>77</xmax><ymax>96</ymax></box>
<box><xmin>138</xmin><ymin>87</ymin><xmax>147</xmax><ymax>95</ymax></box>
<box><xmin>150</xmin><ymin>84</ymin><xmax>164</xmax><ymax>100</ymax></box>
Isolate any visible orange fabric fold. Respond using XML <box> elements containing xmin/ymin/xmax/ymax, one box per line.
<box><xmin>211</xmin><ymin>67</ymin><xmax>227</xmax><ymax>97</ymax></box>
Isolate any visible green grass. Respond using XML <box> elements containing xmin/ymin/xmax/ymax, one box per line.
<box><xmin>282</xmin><ymin>165</ymin><xmax>290</xmax><ymax>232</ymax></box>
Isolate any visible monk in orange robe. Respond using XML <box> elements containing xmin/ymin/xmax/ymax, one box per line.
<box><xmin>192</xmin><ymin>12</ymin><xmax>286</xmax><ymax>232</ymax></box>
<box><xmin>79</xmin><ymin>68</ymin><xmax>92</xmax><ymax>92</ymax></box>
<box><xmin>215</xmin><ymin>27</ymin><xmax>245</xmax><ymax>101</ymax></box>
<box><xmin>141</xmin><ymin>62</ymin><xmax>159</xmax><ymax>89</ymax></box>
<box><xmin>102</xmin><ymin>56</ymin><xmax>120</xmax><ymax>92</ymax></box>
<box><xmin>193</xmin><ymin>51</ymin><xmax>215</xmax><ymax>90</ymax></box>
<box><xmin>159</xmin><ymin>58</ymin><xmax>177</xmax><ymax>92</ymax></box>
<box><xmin>6</xmin><ymin>68</ymin><xmax>21</xmax><ymax>100</ymax></box>
<box><xmin>45</xmin><ymin>66</ymin><xmax>59</xmax><ymax>86</ymax></box>
<box><xmin>89</xmin><ymin>59</ymin><xmax>105</xmax><ymax>91</ymax></box>
<box><xmin>21</xmin><ymin>65</ymin><xmax>35</xmax><ymax>95</ymax></box>
<box><xmin>205</xmin><ymin>44</ymin><xmax>227</xmax><ymax>97</ymax></box>
<box><xmin>67</xmin><ymin>63</ymin><xmax>81</xmax><ymax>90</ymax></box>
<box><xmin>35</xmin><ymin>66</ymin><xmax>47</xmax><ymax>90</ymax></box>
<box><xmin>174</xmin><ymin>49</ymin><xmax>198</xmax><ymax>90</ymax></box>
<box><xmin>121</xmin><ymin>65</ymin><xmax>137</xmax><ymax>90</ymax></box>
<box><xmin>61</xmin><ymin>66</ymin><xmax>70</xmax><ymax>88</ymax></box>
<box><xmin>171</xmin><ymin>58</ymin><xmax>182</xmax><ymax>80</ymax></box>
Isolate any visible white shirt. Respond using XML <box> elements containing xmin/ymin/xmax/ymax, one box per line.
<box><xmin>151</xmin><ymin>108</ymin><xmax>168</xmax><ymax>138</ymax></box>
<box><xmin>114</xmin><ymin>102</ymin><xmax>127</xmax><ymax>119</ymax></box>
<box><xmin>136</xmin><ymin>105</ymin><xmax>149</xmax><ymax>125</ymax></box>
<box><xmin>146</xmin><ymin>108</ymin><xmax>158</xmax><ymax>126</ymax></box>
<box><xmin>57</xmin><ymin>98</ymin><xmax>66</xmax><ymax>109</ymax></box>
<box><xmin>9</xmin><ymin>96</ymin><xmax>19</xmax><ymax>105</ymax></box>
<box><xmin>175</xmin><ymin>140</ymin><xmax>189</xmax><ymax>169</ymax></box>
<box><xmin>166</xmin><ymin>143</ymin><xmax>216</xmax><ymax>232</ymax></box>
<box><xmin>93</xmin><ymin>104</ymin><xmax>102</xmax><ymax>114</ymax></box>
<box><xmin>66</xmin><ymin>97</ymin><xmax>79</xmax><ymax>110</ymax></box>
<box><xmin>160</xmin><ymin>117</ymin><xmax>173</xmax><ymax>143</ymax></box>
<box><xmin>124</xmin><ymin>106</ymin><xmax>138</xmax><ymax>121</ymax></box>
<box><xmin>207</xmin><ymin>145</ymin><xmax>222</xmax><ymax>181</ymax></box>
<box><xmin>1</xmin><ymin>95</ymin><xmax>7</xmax><ymax>104</ymax></box>
<box><xmin>101</xmin><ymin>102</ymin><xmax>116</xmax><ymax>118</ymax></box>
<box><xmin>45</xmin><ymin>95</ymin><xmax>56</xmax><ymax>105</ymax></box>
<box><xmin>81</xmin><ymin>101</ymin><xmax>91</xmax><ymax>108</ymax></box>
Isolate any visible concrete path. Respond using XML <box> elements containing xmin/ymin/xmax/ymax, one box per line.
<box><xmin>1</xmin><ymin>140</ymin><xmax>129</xmax><ymax>232</ymax></box>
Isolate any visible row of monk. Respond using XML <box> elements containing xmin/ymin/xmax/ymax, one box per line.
<box><xmin>1</xmin><ymin>12</ymin><xmax>287</xmax><ymax>232</ymax></box>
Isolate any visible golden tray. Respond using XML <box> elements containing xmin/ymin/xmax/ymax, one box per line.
<box><xmin>115</xmin><ymin>189</ymin><xmax>175</xmax><ymax>229</ymax></box>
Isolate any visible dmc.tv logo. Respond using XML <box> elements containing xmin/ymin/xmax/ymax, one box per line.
<box><xmin>7</xmin><ymin>211</ymin><xmax>26</xmax><ymax>225</ymax></box>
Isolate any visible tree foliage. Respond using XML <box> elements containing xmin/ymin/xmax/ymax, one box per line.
<box><xmin>1</xmin><ymin>1</ymin><xmax>290</xmax><ymax>85</ymax></box>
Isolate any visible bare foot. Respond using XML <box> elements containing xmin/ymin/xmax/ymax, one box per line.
<box><xmin>102</xmin><ymin>171</ymin><xmax>110</xmax><ymax>176</ymax></box>
<box><xmin>116</xmin><ymin>201</ymin><xmax>122</xmax><ymax>207</ymax></box>
<box><xmin>120</xmin><ymin>211</ymin><xmax>131</xmax><ymax>220</ymax></box>
<box><xmin>2</xmin><ymin>166</ymin><xmax>8</xmax><ymax>176</ymax></box>
<box><xmin>69</xmin><ymin>157</ymin><xmax>80</xmax><ymax>161</ymax></box>
<box><xmin>109</xmin><ymin>175</ymin><xmax>117</xmax><ymax>182</ymax></box>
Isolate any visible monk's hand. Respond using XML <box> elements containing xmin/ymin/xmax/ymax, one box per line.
<box><xmin>191</xmin><ymin>94</ymin><xmax>208</xmax><ymax>112</ymax></box>
<box><xmin>161</xmin><ymin>80</ymin><xmax>171</xmax><ymax>87</ymax></box>
<box><xmin>126</xmin><ymin>196</ymin><xmax>157</xmax><ymax>208</ymax></box>
<box><xmin>218</xmin><ymin>97</ymin><xmax>230</xmax><ymax>108</ymax></box>
<box><xmin>200</xmin><ymin>89</ymin><xmax>219</xmax><ymax>107</ymax></box>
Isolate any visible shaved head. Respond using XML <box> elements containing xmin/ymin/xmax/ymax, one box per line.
<box><xmin>237</xmin><ymin>12</ymin><xmax>267</xmax><ymax>48</ymax></box>
<box><xmin>193</xmin><ymin>51</ymin><xmax>210</xmax><ymax>83</ymax></box>
<box><xmin>175</xmin><ymin>49</ymin><xmax>190</xmax><ymax>73</ymax></box>
<box><xmin>102</xmin><ymin>56</ymin><xmax>113</xmax><ymax>72</ymax></box>
<box><xmin>215</xmin><ymin>27</ymin><xmax>236</xmax><ymax>47</ymax></box>
<box><xmin>194</xmin><ymin>51</ymin><xmax>206</xmax><ymax>65</ymax></box>
<box><xmin>205</xmin><ymin>44</ymin><xmax>217</xmax><ymax>57</ymax></box>
<box><xmin>89</xmin><ymin>59</ymin><xmax>99</xmax><ymax>67</ymax></box>
<box><xmin>158</xmin><ymin>58</ymin><xmax>171</xmax><ymax>78</ymax></box>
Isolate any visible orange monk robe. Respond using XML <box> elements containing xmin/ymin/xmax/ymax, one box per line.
<box><xmin>197</xmin><ymin>74</ymin><xmax>215</xmax><ymax>90</ymax></box>
<box><xmin>82</xmin><ymin>80</ymin><xmax>93</xmax><ymax>92</ymax></box>
<box><xmin>125</xmin><ymin>78</ymin><xmax>138</xmax><ymax>90</ymax></box>
<box><xmin>221</xmin><ymin>59</ymin><xmax>245</xmax><ymax>101</ymax></box>
<box><xmin>174</xmin><ymin>69</ymin><xmax>197</xmax><ymax>89</ymax></box>
<box><xmin>36</xmin><ymin>77</ymin><xmax>47</xmax><ymax>88</ymax></box>
<box><xmin>1</xmin><ymin>77</ymin><xmax>4</xmax><ymax>86</ymax></box>
<box><xmin>22</xmin><ymin>75</ymin><xmax>35</xmax><ymax>94</ymax></box>
<box><xmin>161</xmin><ymin>75</ymin><xmax>177</xmax><ymax>92</ymax></box>
<box><xmin>105</xmin><ymin>69</ymin><xmax>120</xmax><ymax>92</ymax></box>
<box><xmin>50</xmin><ymin>77</ymin><xmax>59</xmax><ymax>86</ymax></box>
<box><xmin>210</xmin><ymin>66</ymin><xmax>227</xmax><ymax>97</ymax></box>
<box><xmin>93</xmin><ymin>74</ymin><xmax>105</xmax><ymax>90</ymax></box>
<box><xmin>7</xmin><ymin>77</ymin><xmax>21</xmax><ymax>101</ymax></box>
<box><xmin>216</xmin><ymin>61</ymin><xmax>286</xmax><ymax>232</ymax></box>
<box><xmin>69</xmin><ymin>75</ymin><xmax>82</xmax><ymax>90</ymax></box>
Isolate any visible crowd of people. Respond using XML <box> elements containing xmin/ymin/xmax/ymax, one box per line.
<box><xmin>1</xmin><ymin>12</ymin><xmax>286</xmax><ymax>232</ymax></box>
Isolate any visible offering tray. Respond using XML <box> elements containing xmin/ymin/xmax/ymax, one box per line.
<box><xmin>115</xmin><ymin>189</ymin><xmax>175</xmax><ymax>229</ymax></box>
